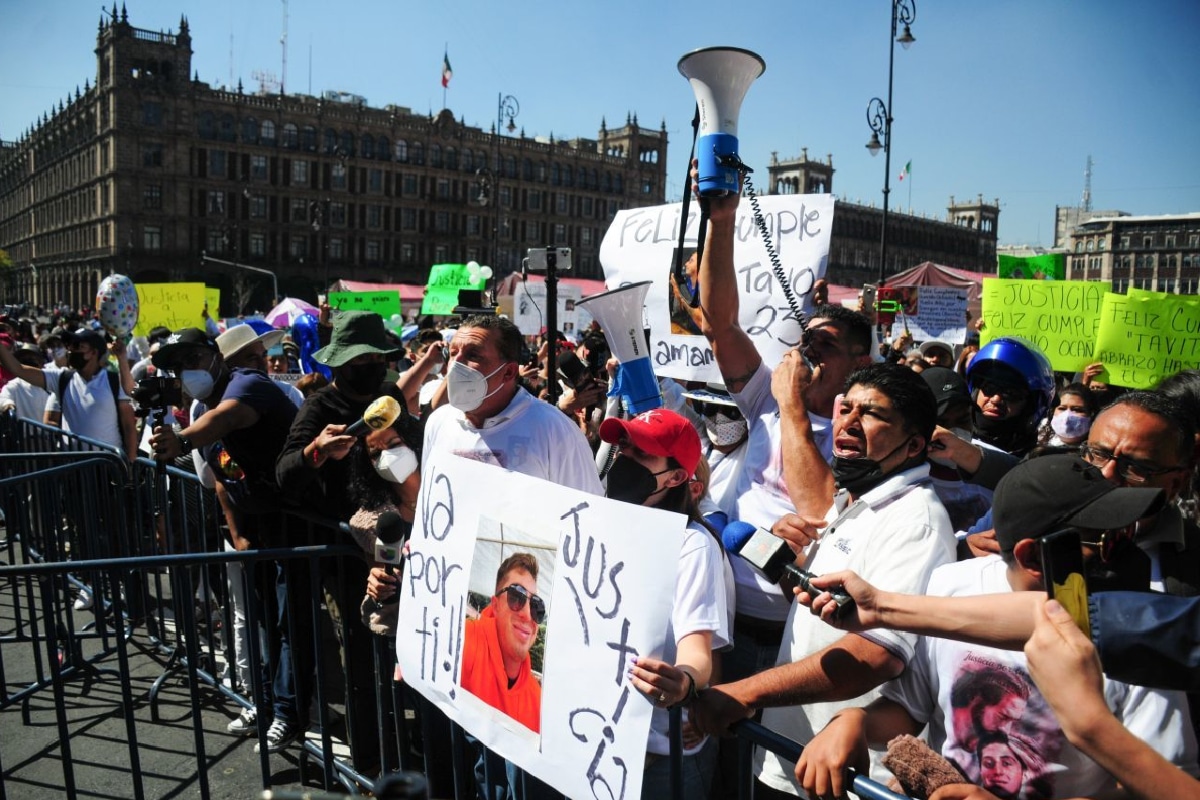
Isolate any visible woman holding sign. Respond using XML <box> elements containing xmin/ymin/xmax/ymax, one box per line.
<box><xmin>598</xmin><ymin>409</ymin><xmax>732</xmax><ymax>799</ymax></box>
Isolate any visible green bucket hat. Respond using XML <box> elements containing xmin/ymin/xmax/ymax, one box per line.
<box><xmin>311</xmin><ymin>311</ymin><xmax>401</xmax><ymax>367</ymax></box>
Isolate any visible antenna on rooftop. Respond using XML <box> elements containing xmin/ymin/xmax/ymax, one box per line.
<box><xmin>1082</xmin><ymin>155</ymin><xmax>1093</xmax><ymax>213</ymax></box>
<box><xmin>280</xmin><ymin>0</ymin><xmax>288</xmax><ymax>95</ymax></box>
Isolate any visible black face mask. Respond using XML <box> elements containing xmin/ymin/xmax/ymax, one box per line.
<box><xmin>338</xmin><ymin>362</ymin><xmax>388</xmax><ymax>396</ymax></box>
<box><xmin>971</xmin><ymin>405</ymin><xmax>1036</xmax><ymax>456</ymax></box>
<box><xmin>67</xmin><ymin>351</ymin><xmax>89</xmax><ymax>370</ymax></box>
<box><xmin>605</xmin><ymin>456</ymin><xmax>672</xmax><ymax>506</ymax></box>
<box><xmin>830</xmin><ymin>437</ymin><xmax>914</xmax><ymax>496</ymax></box>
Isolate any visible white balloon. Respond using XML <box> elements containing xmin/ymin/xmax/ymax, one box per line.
<box><xmin>466</xmin><ymin>260</ymin><xmax>480</xmax><ymax>272</ymax></box>
<box><xmin>479</xmin><ymin>265</ymin><xmax>493</xmax><ymax>279</ymax></box>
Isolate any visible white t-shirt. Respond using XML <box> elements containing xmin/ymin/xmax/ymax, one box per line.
<box><xmin>0</xmin><ymin>378</ymin><xmax>50</xmax><ymax>422</ymax></box>
<box><xmin>41</xmin><ymin>365</ymin><xmax>129</xmax><ymax>449</ymax></box>
<box><xmin>883</xmin><ymin>556</ymin><xmax>1199</xmax><ymax>798</ymax></box>
<box><xmin>704</xmin><ymin>439</ymin><xmax>748</xmax><ymax>519</ymax></box>
<box><xmin>756</xmin><ymin>463</ymin><xmax>957</xmax><ymax>793</ymax></box>
<box><xmin>730</xmin><ymin>362</ymin><xmax>834</xmax><ymax>620</ymax></box>
<box><xmin>421</xmin><ymin>387</ymin><xmax>603</xmax><ymax>495</ymax></box>
<box><xmin>647</xmin><ymin>520</ymin><xmax>732</xmax><ymax>756</ymax></box>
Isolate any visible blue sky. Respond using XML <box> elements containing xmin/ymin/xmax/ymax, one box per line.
<box><xmin>4</xmin><ymin>0</ymin><xmax>1198</xmax><ymax>250</ymax></box>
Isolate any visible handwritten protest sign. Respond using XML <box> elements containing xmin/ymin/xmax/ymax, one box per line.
<box><xmin>889</xmin><ymin>286</ymin><xmax>968</xmax><ymax>344</ymax></box>
<box><xmin>397</xmin><ymin>452</ymin><xmax>682</xmax><ymax>799</ymax></box>
<box><xmin>204</xmin><ymin>287</ymin><xmax>221</xmax><ymax>317</ymax></box>
<box><xmin>133</xmin><ymin>283</ymin><xmax>207</xmax><ymax>337</ymax></box>
<box><xmin>421</xmin><ymin>264</ymin><xmax>485</xmax><ymax>315</ymax></box>
<box><xmin>1094</xmin><ymin>291</ymin><xmax>1200</xmax><ymax>388</ymax></box>
<box><xmin>328</xmin><ymin>290</ymin><xmax>402</xmax><ymax>320</ymax></box>
<box><xmin>997</xmin><ymin>253</ymin><xmax>1065</xmax><ymax>281</ymax></box>
<box><xmin>507</xmin><ymin>282</ymin><xmax>593</xmax><ymax>337</ymax></box>
<box><xmin>600</xmin><ymin>194</ymin><xmax>834</xmax><ymax>383</ymax></box>
<box><xmin>980</xmin><ymin>279</ymin><xmax>1106</xmax><ymax>372</ymax></box>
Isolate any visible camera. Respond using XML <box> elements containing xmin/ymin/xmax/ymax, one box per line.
<box><xmin>524</xmin><ymin>247</ymin><xmax>572</xmax><ymax>273</ymax></box>
<box><xmin>131</xmin><ymin>376</ymin><xmax>184</xmax><ymax>417</ymax></box>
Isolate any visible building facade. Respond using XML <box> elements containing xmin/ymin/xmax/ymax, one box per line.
<box><xmin>767</xmin><ymin>148</ymin><xmax>1000</xmax><ymax>287</ymax></box>
<box><xmin>0</xmin><ymin>10</ymin><xmax>668</xmax><ymax>312</ymax></box>
<box><xmin>1065</xmin><ymin>211</ymin><xmax>1200</xmax><ymax>295</ymax></box>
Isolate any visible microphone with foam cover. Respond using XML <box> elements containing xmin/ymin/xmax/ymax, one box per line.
<box><xmin>375</xmin><ymin>510</ymin><xmax>410</xmax><ymax>605</ymax></box>
<box><xmin>346</xmin><ymin>395</ymin><xmax>401</xmax><ymax>438</ymax></box>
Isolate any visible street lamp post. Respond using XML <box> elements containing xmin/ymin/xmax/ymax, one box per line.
<box><xmin>474</xmin><ymin>167</ymin><xmax>498</xmax><ymax>269</ymax></box>
<box><xmin>865</xmin><ymin>0</ymin><xmax>916</xmax><ymax>286</ymax></box>
<box><xmin>494</xmin><ymin>94</ymin><xmax>518</xmax><ymax>274</ymax></box>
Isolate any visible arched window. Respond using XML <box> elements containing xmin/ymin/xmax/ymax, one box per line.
<box><xmin>563</xmin><ymin>166</ymin><xmax>573</xmax><ymax>187</ymax></box>
<box><xmin>395</xmin><ymin>139</ymin><xmax>408</xmax><ymax>162</ymax></box>
<box><xmin>505</xmin><ymin>156</ymin><xmax>517</xmax><ymax>178</ymax></box>
<box><xmin>340</xmin><ymin>131</ymin><xmax>355</xmax><ymax>157</ymax></box>
<box><xmin>302</xmin><ymin>125</ymin><xmax>317</xmax><ymax>151</ymax></box>
<box><xmin>429</xmin><ymin>144</ymin><xmax>442</xmax><ymax>168</ymax></box>
<box><xmin>219</xmin><ymin>114</ymin><xmax>236</xmax><ymax>141</ymax></box>
<box><xmin>578</xmin><ymin>167</ymin><xmax>588</xmax><ymax>187</ymax></box>
<box><xmin>241</xmin><ymin>117</ymin><xmax>258</xmax><ymax>143</ymax></box>
<box><xmin>614</xmin><ymin>174</ymin><xmax>623</xmax><ymax>193</ymax></box>
<box><xmin>551</xmin><ymin>164</ymin><xmax>561</xmax><ymax>185</ymax></box>
<box><xmin>377</xmin><ymin>136</ymin><xmax>391</xmax><ymax>161</ymax></box>
<box><xmin>197</xmin><ymin>111</ymin><xmax>216</xmax><ymax>139</ymax></box>
<box><xmin>589</xmin><ymin>169</ymin><xmax>598</xmax><ymax>189</ymax></box>
<box><xmin>604</xmin><ymin>173</ymin><xmax>613</xmax><ymax>192</ymax></box>
<box><xmin>281</xmin><ymin>122</ymin><xmax>298</xmax><ymax>148</ymax></box>
<box><xmin>445</xmin><ymin>147</ymin><xmax>457</xmax><ymax>170</ymax></box>
<box><xmin>361</xmin><ymin>134</ymin><xmax>375</xmax><ymax>159</ymax></box>
<box><xmin>461</xmin><ymin>149</ymin><xmax>473</xmax><ymax>171</ymax></box>
<box><xmin>536</xmin><ymin>161</ymin><xmax>547</xmax><ymax>182</ymax></box>
<box><xmin>260</xmin><ymin>119</ymin><xmax>276</xmax><ymax>145</ymax></box>
<box><xmin>410</xmin><ymin>142</ymin><xmax>424</xmax><ymax>165</ymax></box>
<box><xmin>522</xmin><ymin>158</ymin><xmax>533</xmax><ymax>180</ymax></box>
<box><xmin>324</xmin><ymin>128</ymin><xmax>337</xmax><ymax>154</ymax></box>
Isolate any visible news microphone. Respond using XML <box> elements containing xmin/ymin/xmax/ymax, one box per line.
<box><xmin>374</xmin><ymin>510</ymin><xmax>409</xmax><ymax>606</ymax></box>
<box><xmin>346</xmin><ymin>395</ymin><xmax>401</xmax><ymax>437</ymax></box>
<box><xmin>734</xmin><ymin>524</ymin><xmax>854</xmax><ymax>616</ymax></box>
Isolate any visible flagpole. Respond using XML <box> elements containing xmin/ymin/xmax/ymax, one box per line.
<box><xmin>908</xmin><ymin>164</ymin><xmax>912</xmax><ymax>212</ymax></box>
<box><xmin>442</xmin><ymin>42</ymin><xmax>448</xmax><ymax>109</ymax></box>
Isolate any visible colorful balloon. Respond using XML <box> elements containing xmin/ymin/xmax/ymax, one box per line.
<box><xmin>292</xmin><ymin>313</ymin><xmax>331</xmax><ymax>380</ymax></box>
<box><xmin>95</xmin><ymin>274</ymin><xmax>139</xmax><ymax>336</ymax></box>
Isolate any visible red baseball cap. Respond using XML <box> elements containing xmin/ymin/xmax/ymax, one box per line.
<box><xmin>599</xmin><ymin>409</ymin><xmax>702</xmax><ymax>476</ymax></box>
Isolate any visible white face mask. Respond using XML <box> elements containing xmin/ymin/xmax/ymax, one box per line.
<box><xmin>180</xmin><ymin>369</ymin><xmax>215</xmax><ymax>401</ymax></box>
<box><xmin>704</xmin><ymin>411</ymin><xmax>748</xmax><ymax>447</ymax></box>
<box><xmin>1050</xmin><ymin>410</ymin><xmax>1092</xmax><ymax>441</ymax></box>
<box><xmin>51</xmin><ymin>346</ymin><xmax>67</xmax><ymax>361</ymax></box>
<box><xmin>429</xmin><ymin>361</ymin><xmax>443</xmax><ymax>377</ymax></box>
<box><xmin>446</xmin><ymin>360</ymin><xmax>507</xmax><ymax>413</ymax></box>
<box><xmin>375</xmin><ymin>444</ymin><xmax>419</xmax><ymax>484</ymax></box>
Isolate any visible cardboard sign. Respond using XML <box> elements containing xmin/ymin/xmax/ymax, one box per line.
<box><xmin>1094</xmin><ymin>290</ymin><xmax>1200</xmax><ymax>388</ymax></box>
<box><xmin>889</xmin><ymin>286</ymin><xmax>968</xmax><ymax>344</ymax></box>
<box><xmin>397</xmin><ymin>452</ymin><xmax>682</xmax><ymax>799</ymax></box>
<box><xmin>421</xmin><ymin>264</ymin><xmax>486</xmax><ymax>315</ymax></box>
<box><xmin>329</xmin><ymin>290</ymin><xmax>402</xmax><ymax>320</ymax></box>
<box><xmin>599</xmin><ymin>194</ymin><xmax>835</xmax><ymax>383</ymax></box>
<box><xmin>997</xmin><ymin>253</ymin><xmax>1066</xmax><ymax>281</ymax></box>
<box><xmin>204</xmin><ymin>287</ymin><xmax>221</xmax><ymax>318</ymax></box>
<box><xmin>980</xmin><ymin>279</ymin><xmax>1106</xmax><ymax>372</ymax></box>
<box><xmin>133</xmin><ymin>283</ymin><xmax>207</xmax><ymax>337</ymax></box>
<box><xmin>508</xmin><ymin>282</ymin><xmax>593</xmax><ymax>337</ymax></box>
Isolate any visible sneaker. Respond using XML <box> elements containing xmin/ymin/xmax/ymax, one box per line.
<box><xmin>254</xmin><ymin>718</ymin><xmax>297</xmax><ymax>753</ymax></box>
<box><xmin>227</xmin><ymin>707</ymin><xmax>257</xmax><ymax>736</ymax></box>
<box><xmin>73</xmin><ymin>589</ymin><xmax>93</xmax><ymax>611</ymax></box>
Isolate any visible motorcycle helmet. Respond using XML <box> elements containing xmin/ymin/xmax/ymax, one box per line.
<box><xmin>966</xmin><ymin>337</ymin><xmax>1055</xmax><ymax>421</ymax></box>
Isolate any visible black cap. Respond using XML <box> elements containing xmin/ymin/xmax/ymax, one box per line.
<box><xmin>152</xmin><ymin>328</ymin><xmax>218</xmax><ymax>370</ymax></box>
<box><xmin>63</xmin><ymin>328</ymin><xmax>108</xmax><ymax>351</ymax></box>
<box><xmin>992</xmin><ymin>454</ymin><xmax>1165</xmax><ymax>552</ymax></box>
<box><xmin>920</xmin><ymin>367</ymin><xmax>970</xmax><ymax>417</ymax></box>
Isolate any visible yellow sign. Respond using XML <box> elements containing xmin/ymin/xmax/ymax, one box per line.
<box><xmin>133</xmin><ymin>283</ymin><xmax>207</xmax><ymax>337</ymax></box>
<box><xmin>1093</xmin><ymin>292</ymin><xmax>1200</xmax><ymax>388</ymax></box>
<box><xmin>980</xmin><ymin>279</ymin><xmax>1105</xmax><ymax>372</ymax></box>
<box><xmin>205</xmin><ymin>287</ymin><xmax>221</xmax><ymax>317</ymax></box>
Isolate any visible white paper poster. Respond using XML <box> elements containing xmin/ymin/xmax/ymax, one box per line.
<box><xmin>511</xmin><ymin>282</ymin><xmax>594</xmax><ymax>337</ymax></box>
<box><xmin>888</xmin><ymin>285</ymin><xmax>969</xmax><ymax>344</ymax></box>
<box><xmin>397</xmin><ymin>452</ymin><xmax>684</xmax><ymax>799</ymax></box>
<box><xmin>599</xmin><ymin>194</ymin><xmax>835</xmax><ymax>383</ymax></box>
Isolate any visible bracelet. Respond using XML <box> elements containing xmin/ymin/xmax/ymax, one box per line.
<box><xmin>669</xmin><ymin>671</ymin><xmax>699</xmax><ymax>709</ymax></box>
<box><xmin>309</xmin><ymin>444</ymin><xmax>322</xmax><ymax>468</ymax></box>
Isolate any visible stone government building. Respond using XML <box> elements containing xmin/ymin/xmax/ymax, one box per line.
<box><xmin>1</xmin><ymin>9</ymin><xmax>1004</xmax><ymax>313</ymax></box>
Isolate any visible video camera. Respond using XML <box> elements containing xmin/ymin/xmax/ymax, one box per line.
<box><xmin>131</xmin><ymin>376</ymin><xmax>183</xmax><ymax>418</ymax></box>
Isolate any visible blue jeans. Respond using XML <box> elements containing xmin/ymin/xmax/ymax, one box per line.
<box><xmin>641</xmin><ymin>736</ymin><xmax>717</xmax><ymax>800</ymax></box>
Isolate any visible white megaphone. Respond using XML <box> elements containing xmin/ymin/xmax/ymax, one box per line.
<box><xmin>576</xmin><ymin>281</ymin><xmax>662</xmax><ymax>415</ymax></box>
<box><xmin>678</xmin><ymin>46</ymin><xmax>766</xmax><ymax>196</ymax></box>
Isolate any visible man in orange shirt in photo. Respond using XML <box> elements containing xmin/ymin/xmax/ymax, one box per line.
<box><xmin>460</xmin><ymin>552</ymin><xmax>545</xmax><ymax>732</ymax></box>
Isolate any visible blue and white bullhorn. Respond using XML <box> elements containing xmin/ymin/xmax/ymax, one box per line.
<box><xmin>576</xmin><ymin>281</ymin><xmax>662</xmax><ymax>415</ymax></box>
<box><xmin>678</xmin><ymin>46</ymin><xmax>766</xmax><ymax>196</ymax></box>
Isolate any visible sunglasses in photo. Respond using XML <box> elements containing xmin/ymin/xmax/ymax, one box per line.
<box><xmin>498</xmin><ymin>583</ymin><xmax>546</xmax><ymax>624</ymax></box>
<box><xmin>976</xmin><ymin>379</ymin><xmax>1029</xmax><ymax>403</ymax></box>
<box><xmin>691</xmin><ymin>400</ymin><xmax>742</xmax><ymax>420</ymax></box>
<box><xmin>1076</xmin><ymin>523</ymin><xmax>1137</xmax><ymax>563</ymax></box>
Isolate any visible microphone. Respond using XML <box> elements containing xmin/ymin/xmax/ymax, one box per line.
<box><xmin>346</xmin><ymin>395</ymin><xmax>401</xmax><ymax>438</ymax></box>
<box><xmin>733</xmin><ymin>524</ymin><xmax>854</xmax><ymax>616</ymax></box>
<box><xmin>374</xmin><ymin>510</ymin><xmax>409</xmax><ymax>606</ymax></box>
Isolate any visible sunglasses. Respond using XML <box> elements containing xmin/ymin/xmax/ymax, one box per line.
<box><xmin>498</xmin><ymin>583</ymin><xmax>546</xmax><ymax>624</ymax></box>
<box><xmin>976</xmin><ymin>380</ymin><xmax>1028</xmax><ymax>403</ymax></box>
<box><xmin>691</xmin><ymin>400</ymin><xmax>742</xmax><ymax>420</ymax></box>
<box><xmin>1077</xmin><ymin>523</ymin><xmax>1137</xmax><ymax>563</ymax></box>
<box><xmin>1079</xmin><ymin>444</ymin><xmax>1187</xmax><ymax>485</ymax></box>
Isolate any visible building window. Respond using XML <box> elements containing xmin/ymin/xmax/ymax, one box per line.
<box><xmin>261</xmin><ymin>120</ymin><xmax>276</xmax><ymax>146</ymax></box>
<box><xmin>330</xmin><ymin>202</ymin><xmax>347</xmax><ymax>226</ymax></box>
<box><xmin>332</xmin><ymin>162</ymin><xmax>347</xmax><ymax>190</ymax></box>
<box><xmin>378</xmin><ymin>136</ymin><xmax>391</xmax><ymax>161</ymax></box>
<box><xmin>1143</xmin><ymin>236</ymin><xmax>1153</xmax><ymax>249</ymax></box>
<box><xmin>402</xmin><ymin>174</ymin><xmax>418</xmax><ymax>196</ymax></box>
<box><xmin>142</xmin><ymin>143</ymin><xmax>164</xmax><ymax>167</ymax></box>
<box><xmin>367</xmin><ymin>205</ymin><xmax>382</xmax><ymax>228</ymax></box>
<box><xmin>366</xmin><ymin>240</ymin><xmax>381</xmax><ymax>262</ymax></box>
<box><xmin>281</xmin><ymin>123</ymin><xmax>299</xmax><ymax>149</ymax></box>
<box><xmin>435</xmin><ymin>212</ymin><xmax>450</xmax><ymax>232</ymax></box>
<box><xmin>142</xmin><ymin>101</ymin><xmax>162</xmax><ymax>127</ymax></box>
<box><xmin>250</xmin><ymin>155</ymin><xmax>268</xmax><ymax>180</ymax></box>
<box><xmin>143</xmin><ymin>184</ymin><xmax>162</xmax><ymax>209</ymax></box>
<box><xmin>395</xmin><ymin>139</ymin><xmax>408</xmax><ymax>162</ymax></box>
<box><xmin>209</xmin><ymin>150</ymin><xmax>227</xmax><ymax>178</ymax></box>
<box><xmin>291</xmin><ymin>199</ymin><xmax>309</xmax><ymax>223</ymax></box>
<box><xmin>198</xmin><ymin>112</ymin><xmax>216</xmax><ymax>139</ymax></box>
<box><xmin>242</xmin><ymin>117</ymin><xmax>259</xmax><ymax>143</ymax></box>
<box><xmin>430</xmin><ymin>145</ymin><xmax>442</xmax><ymax>168</ymax></box>
<box><xmin>249</xmin><ymin>195</ymin><xmax>267</xmax><ymax>218</ymax></box>
<box><xmin>292</xmin><ymin>160</ymin><xmax>310</xmax><ymax>186</ymax></box>
<box><xmin>208</xmin><ymin>191</ymin><xmax>226</xmax><ymax>215</ymax></box>
<box><xmin>436</xmin><ymin>179</ymin><xmax>450</xmax><ymax>200</ymax></box>
<box><xmin>340</xmin><ymin>131</ymin><xmax>356</xmax><ymax>157</ymax></box>
<box><xmin>249</xmin><ymin>233</ymin><xmax>266</xmax><ymax>257</ymax></box>
<box><xmin>1097</xmin><ymin>238</ymin><xmax>1106</xmax><ymax>251</ymax></box>
<box><xmin>434</xmin><ymin>245</ymin><xmax>448</xmax><ymax>262</ymax></box>
<box><xmin>302</xmin><ymin>126</ymin><xmax>317</xmax><ymax>151</ymax></box>
<box><xmin>143</xmin><ymin>225</ymin><xmax>162</xmax><ymax>252</ymax></box>
<box><xmin>582</xmin><ymin>196</ymin><xmax>594</xmax><ymax>216</ymax></box>
<box><xmin>556</xmin><ymin>193</ymin><xmax>568</xmax><ymax>214</ymax></box>
<box><xmin>1086</xmin><ymin>239</ymin><xmax>1094</xmax><ymax>252</ymax></box>
<box><xmin>362</xmin><ymin>135</ymin><xmax>376</xmax><ymax>159</ymax></box>
<box><xmin>499</xmin><ymin>186</ymin><xmax>513</xmax><ymax>208</ymax></box>
<box><xmin>329</xmin><ymin>238</ymin><xmax>345</xmax><ymax>260</ymax></box>
<box><xmin>402</xmin><ymin>208</ymin><xmax>417</xmax><ymax>231</ymax></box>
<box><xmin>289</xmin><ymin>235</ymin><xmax>307</xmax><ymax>259</ymax></box>
<box><xmin>528</xmin><ymin>192</ymin><xmax>542</xmax><ymax>211</ymax></box>
<box><xmin>206</xmin><ymin>229</ymin><xmax>226</xmax><ymax>254</ymax></box>
<box><xmin>1189</xmin><ymin>234</ymin><xmax>1199</xmax><ymax>248</ymax></box>
<box><xmin>411</xmin><ymin>142</ymin><xmax>425</xmax><ymax>165</ymax></box>
<box><xmin>581</xmin><ymin>227</ymin><xmax>593</xmax><ymax>246</ymax></box>
<box><xmin>554</xmin><ymin>223</ymin><xmax>566</xmax><ymax>243</ymax></box>
<box><xmin>401</xmin><ymin>242</ymin><xmax>415</xmax><ymax>263</ymax></box>
<box><xmin>445</xmin><ymin>147</ymin><xmax>458</xmax><ymax>170</ymax></box>
<box><xmin>369</xmin><ymin>169</ymin><xmax>384</xmax><ymax>193</ymax></box>
<box><xmin>467</xmin><ymin>215</ymin><xmax>481</xmax><ymax>235</ymax></box>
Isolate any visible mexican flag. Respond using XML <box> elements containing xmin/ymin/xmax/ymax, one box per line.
<box><xmin>441</xmin><ymin>50</ymin><xmax>453</xmax><ymax>88</ymax></box>
<box><xmin>898</xmin><ymin>160</ymin><xmax>912</xmax><ymax>181</ymax></box>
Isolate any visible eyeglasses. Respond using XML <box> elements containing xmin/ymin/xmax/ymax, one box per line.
<box><xmin>976</xmin><ymin>380</ymin><xmax>1028</xmax><ymax>403</ymax></box>
<box><xmin>498</xmin><ymin>584</ymin><xmax>546</xmax><ymax>624</ymax></box>
<box><xmin>1077</xmin><ymin>523</ymin><xmax>1137</xmax><ymax>563</ymax></box>
<box><xmin>691</xmin><ymin>400</ymin><xmax>742</xmax><ymax>420</ymax></box>
<box><xmin>1079</xmin><ymin>444</ymin><xmax>1186</xmax><ymax>485</ymax></box>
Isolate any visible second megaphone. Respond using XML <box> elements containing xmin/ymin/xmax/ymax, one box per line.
<box><xmin>678</xmin><ymin>46</ymin><xmax>766</xmax><ymax>196</ymax></box>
